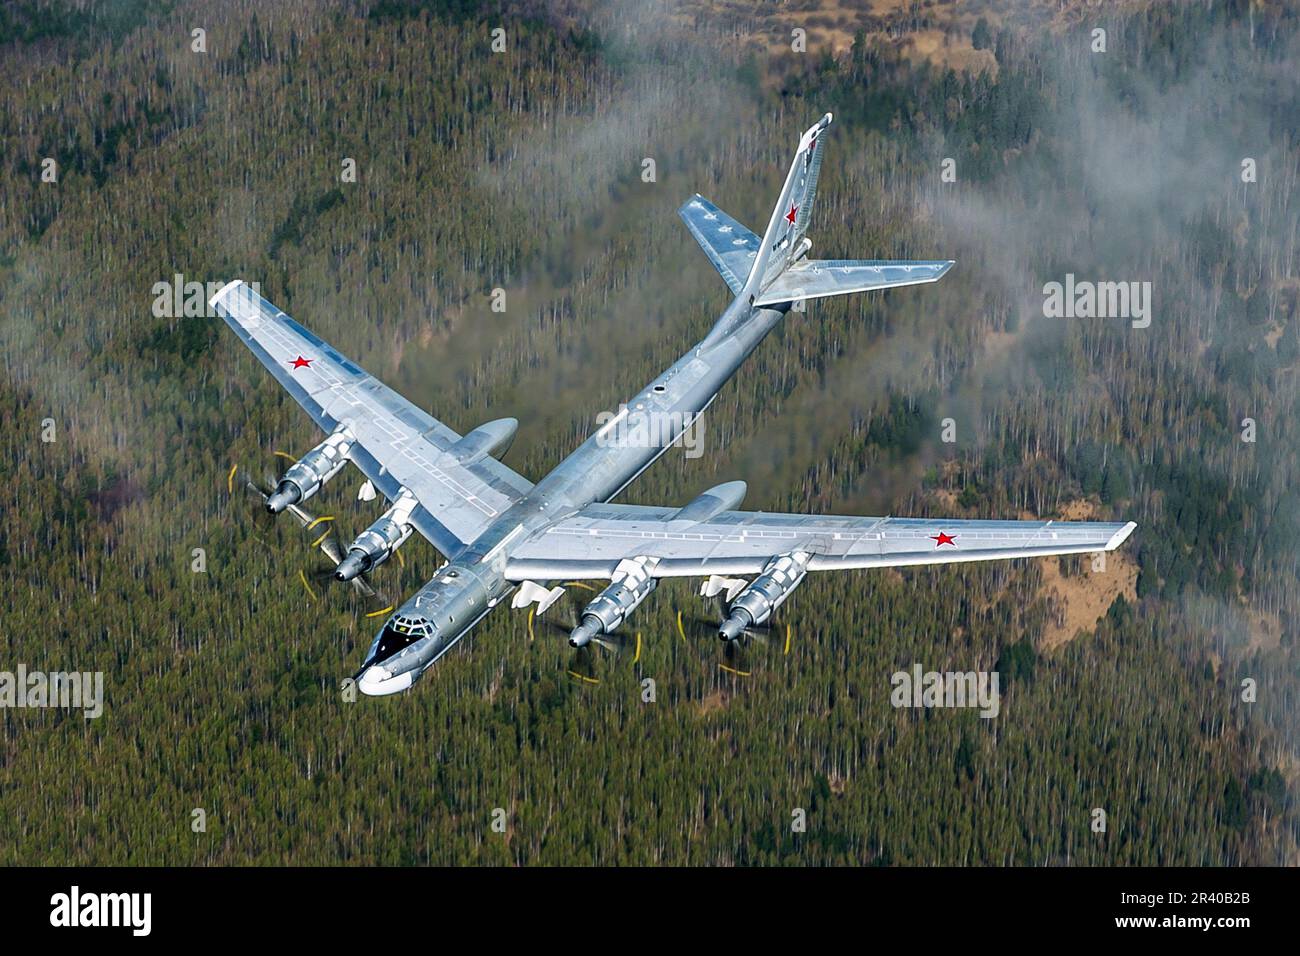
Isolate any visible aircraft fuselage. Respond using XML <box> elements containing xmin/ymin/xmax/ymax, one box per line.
<box><xmin>356</xmin><ymin>296</ymin><xmax>788</xmax><ymax>694</ymax></box>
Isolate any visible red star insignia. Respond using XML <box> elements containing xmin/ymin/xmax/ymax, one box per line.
<box><xmin>785</xmin><ymin>203</ymin><xmax>798</xmax><ymax>226</ymax></box>
<box><xmin>289</xmin><ymin>355</ymin><xmax>313</xmax><ymax>369</ymax></box>
<box><xmin>931</xmin><ymin>531</ymin><xmax>957</xmax><ymax>548</ymax></box>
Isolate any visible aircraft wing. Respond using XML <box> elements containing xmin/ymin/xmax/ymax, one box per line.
<box><xmin>211</xmin><ymin>280</ymin><xmax>532</xmax><ymax>556</ymax></box>
<box><xmin>504</xmin><ymin>504</ymin><xmax>1136</xmax><ymax>580</ymax></box>
<box><xmin>754</xmin><ymin>259</ymin><xmax>955</xmax><ymax>306</ymax></box>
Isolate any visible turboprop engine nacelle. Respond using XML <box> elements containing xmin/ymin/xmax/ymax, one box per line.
<box><xmin>569</xmin><ymin>557</ymin><xmax>658</xmax><ymax>647</ymax></box>
<box><xmin>335</xmin><ymin>489</ymin><xmax>417</xmax><ymax>581</ymax></box>
<box><xmin>266</xmin><ymin>428</ymin><xmax>353</xmax><ymax>513</ymax></box>
<box><xmin>719</xmin><ymin>551</ymin><xmax>810</xmax><ymax>641</ymax></box>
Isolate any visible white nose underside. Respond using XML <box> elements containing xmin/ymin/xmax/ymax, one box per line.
<box><xmin>357</xmin><ymin>665</ymin><xmax>413</xmax><ymax>696</ymax></box>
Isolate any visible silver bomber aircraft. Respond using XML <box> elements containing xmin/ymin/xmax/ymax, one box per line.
<box><xmin>212</xmin><ymin>113</ymin><xmax>1136</xmax><ymax>696</ymax></box>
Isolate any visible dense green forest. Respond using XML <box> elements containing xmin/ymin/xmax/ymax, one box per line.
<box><xmin>0</xmin><ymin>0</ymin><xmax>1296</xmax><ymax>865</ymax></box>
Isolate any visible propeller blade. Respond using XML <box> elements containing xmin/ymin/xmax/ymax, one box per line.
<box><xmin>717</xmin><ymin>618</ymin><xmax>783</xmax><ymax>676</ymax></box>
<box><xmin>675</xmin><ymin>608</ymin><xmax>718</xmax><ymax>643</ymax></box>
<box><xmin>591</xmin><ymin>629</ymin><xmax>639</xmax><ymax>656</ymax></box>
<box><xmin>232</xmin><ymin>452</ymin><xmax>400</xmax><ymax>620</ymax></box>
<box><xmin>670</xmin><ymin>593</ymin><xmax>789</xmax><ymax>677</ymax></box>
<box><xmin>719</xmin><ymin>634</ymin><xmax>754</xmax><ymax>677</ymax></box>
<box><xmin>534</xmin><ymin>599</ymin><xmax>580</xmax><ymax>639</ymax></box>
<box><xmin>356</xmin><ymin>577</ymin><xmax>396</xmax><ymax>617</ymax></box>
<box><xmin>566</xmin><ymin>644</ymin><xmax>602</xmax><ymax>684</ymax></box>
<box><xmin>531</xmin><ymin>592</ymin><xmax>638</xmax><ymax>680</ymax></box>
<box><xmin>236</xmin><ymin>473</ymin><xmax>277</xmax><ymax>533</ymax></box>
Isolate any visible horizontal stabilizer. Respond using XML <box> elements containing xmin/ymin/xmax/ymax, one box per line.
<box><xmin>754</xmin><ymin>259</ymin><xmax>955</xmax><ymax>307</ymax></box>
<box><xmin>678</xmin><ymin>195</ymin><xmax>761</xmax><ymax>295</ymax></box>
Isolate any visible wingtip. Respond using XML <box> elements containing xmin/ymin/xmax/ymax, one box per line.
<box><xmin>924</xmin><ymin>260</ymin><xmax>956</xmax><ymax>282</ymax></box>
<box><xmin>1106</xmin><ymin>521</ymin><xmax>1138</xmax><ymax>550</ymax></box>
<box><xmin>208</xmin><ymin>278</ymin><xmax>244</xmax><ymax>309</ymax></box>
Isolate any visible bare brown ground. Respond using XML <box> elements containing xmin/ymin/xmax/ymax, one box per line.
<box><xmin>660</xmin><ymin>0</ymin><xmax>1168</xmax><ymax>77</ymax></box>
<box><xmin>1036</xmin><ymin>499</ymin><xmax>1138</xmax><ymax>651</ymax></box>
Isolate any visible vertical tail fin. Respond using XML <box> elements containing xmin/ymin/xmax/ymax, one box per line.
<box><xmin>745</xmin><ymin>112</ymin><xmax>832</xmax><ymax>295</ymax></box>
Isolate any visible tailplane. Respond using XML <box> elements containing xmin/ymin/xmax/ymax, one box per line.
<box><xmin>679</xmin><ymin>112</ymin><xmax>954</xmax><ymax>305</ymax></box>
<box><xmin>677</xmin><ymin>195</ymin><xmax>760</xmax><ymax>296</ymax></box>
<box><xmin>753</xmin><ymin>258</ymin><xmax>954</xmax><ymax>306</ymax></box>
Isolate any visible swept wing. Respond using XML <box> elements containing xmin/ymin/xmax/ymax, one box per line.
<box><xmin>504</xmin><ymin>504</ymin><xmax>1136</xmax><ymax>580</ymax></box>
<box><xmin>211</xmin><ymin>280</ymin><xmax>531</xmax><ymax>556</ymax></box>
